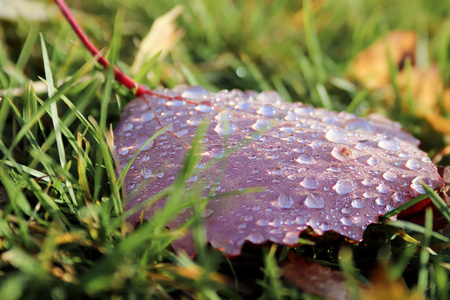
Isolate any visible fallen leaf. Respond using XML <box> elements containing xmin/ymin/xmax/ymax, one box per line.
<box><xmin>281</xmin><ymin>252</ymin><xmax>364</xmax><ymax>300</ymax></box>
<box><xmin>350</xmin><ymin>31</ymin><xmax>417</xmax><ymax>90</ymax></box>
<box><xmin>130</xmin><ymin>5</ymin><xmax>184</xmax><ymax>75</ymax></box>
<box><xmin>360</xmin><ymin>265</ymin><xmax>424</xmax><ymax>300</ymax></box>
<box><xmin>0</xmin><ymin>0</ymin><xmax>58</xmax><ymax>22</ymax></box>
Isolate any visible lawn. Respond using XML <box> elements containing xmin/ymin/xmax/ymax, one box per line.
<box><xmin>0</xmin><ymin>0</ymin><xmax>449</xmax><ymax>299</ymax></box>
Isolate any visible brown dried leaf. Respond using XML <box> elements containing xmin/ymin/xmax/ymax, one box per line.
<box><xmin>282</xmin><ymin>252</ymin><xmax>363</xmax><ymax>300</ymax></box>
<box><xmin>361</xmin><ymin>265</ymin><xmax>424</xmax><ymax>300</ymax></box>
<box><xmin>130</xmin><ymin>6</ymin><xmax>184</xmax><ymax>75</ymax></box>
<box><xmin>350</xmin><ymin>31</ymin><xmax>417</xmax><ymax>90</ymax></box>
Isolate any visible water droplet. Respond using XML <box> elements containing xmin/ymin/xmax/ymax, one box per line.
<box><xmin>270</xmin><ymin>218</ymin><xmax>283</xmax><ymax>227</ymax></box>
<box><xmin>287</xmin><ymin>174</ymin><xmax>297</xmax><ymax>181</ymax></box>
<box><xmin>296</xmin><ymin>154</ymin><xmax>315</xmax><ymax>165</ymax></box>
<box><xmin>300</xmin><ymin>177</ymin><xmax>319</xmax><ymax>190</ymax></box>
<box><xmin>119</xmin><ymin>147</ymin><xmax>129</xmax><ymax>156</ymax></box>
<box><xmin>251</xmin><ymin>118</ymin><xmax>272</xmax><ymax>131</ymax></box>
<box><xmin>243</xmin><ymin>215</ymin><xmax>253</xmax><ymax>222</ymax></box>
<box><xmin>257</xmin><ymin>104</ymin><xmax>277</xmax><ymax>117</ymax></box>
<box><xmin>211</xmin><ymin>146</ymin><xmax>225</xmax><ymax>159</ymax></box>
<box><xmin>156</xmin><ymin>172</ymin><xmax>164</xmax><ymax>178</ymax></box>
<box><xmin>340</xmin><ymin>217</ymin><xmax>353</xmax><ymax>226</ymax></box>
<box><xmin>351</xmin><ymin>199</ymin><xmax>365</xmax><ymax>209</ymax></box>
<box><xmin>195</xmin><ymin>103</ymin><xmax>214</xmax><ymax>113</ymax></box>
<box><xmin>256</xmin><ymin>219</ymin><xmax>269</xmax><ymax>227</ymax></box>
<box><xmin>166</xmin><ymin>100</ymin><xmax>186</xmax><ymax>107</ymax></box>
<box><xmin>187</xmin><ymin>116</ymin><xmax>202</xmax><ymax>126</ymax></box>
<box><xmin>367</xmin><ymin>155</ymin><xmax>380</xmax><ymax>166</ymax></box>
<box><xmin>141</xmin><ymin>111</ymin><xmax>155</xmax><ymax>122</ymax></box>
<box><xmin>283</xmin><ymin>231</ymin><xmax>299</xmax><ymax>245</ymax></box>
<box><xmin>411</xmin><ymin>177</ymin><xmax>426</xmax><ymax>194</ymax></box>
<box><xmin>421</xmin><ymin>157</ymin><xmax>431</xmax><ymax>163</ymax></box>
<box><xmin>406</xmin><ymin>159</ymin><xmax>420</xmax><ymax>170</ymax></box>
<box><xmin>175</xmin><ymin>128</ymin><xmax>189</xmax><ymax>137</ymax></box>
<box><xmin>140</xmin><ymin>168</ymin><xmax>152</xmax><ymax>179</ymax></box>
<box><xmin>399</xmin><ymin>153</ymin><xmax>411</xmax><ymax>159</ymax></box>
<box><xmin>376</xmin><ymin>183</ymin><xmax>389</xmax><ymax>193</ymax></box>
<box><xmin>344</xmin><ymin>118</ymin><xmax>373</xmax><ymax>132</ymax></box>
<box><xmin>382</xmin><ymin>171</ymin><xmax>397</xmax><ymax>182</ymax></box>
<box><xmin>331</xmin><ymin>146</ymin><xmax>352</xmax><ymax>162</ymax></box>
<box><xmin>271</xmin><ymin>168</ymin><xmax>283</xmax><ymax>176</ymax></box>
<box><xmin>280</xmin><ymin>126</ymin><xmax>294</xmax><ymax>133</ymax></box>
<box><xmin>235</xmin><ymin>101</ymin><xmax>250</xmax><ymax>111</ymax></box>
<box><xmin>355</xmin><ymin>142</ymin><xmax>368</xmax><ymax>151</ymax></box>
<box><xmin>363</xmin><ymin>191</ymin><xmax>378</xmax><ymax>198</ymax></box>
<box><xmin>304</xmin><ymin>194</ymin><xmax>325</xmax><ymax>209</ymax></box>
<box><xmin>247</xmin><ymin>232</ymin><xmax>265</xmax><ymax>244</ymax></box>
<box><xmin>341</xmin><ymin>207</ymin><xmax>351</xmax><ymax>214</ymax></box>
<box><xmin>393</xmin><ymin>191</ymin><xmax>408</xmax><ymax>203</ymax></box>
<box><xmin>325</xmin><ymin>127</ymin><xmax>348</xmax><ymax>143</ymax></box>
<box><xmin>378</xmin><ymin>138</ymin><xmax>400</xmax><ymax>151</ymax></box>
<box><xmin>295</xmin><ymin>216</ymin><xmax>307</xmax><ymax>225</ymax></box>
<box><xmin>257</xmin><ymin>90</ymin><xmax>282</xmax><ymax>102</ymax></box>
<box><xmin>284</xmin><ymin>111</ymin><xmax>299</xmax><ymax>121</ymax></box>
<box><xmin>214</xmin><ymin>122</ymin><xmax>237</xmax><ymax>136</ymax></box>
<box><xmin>375</xmin><ymin>197</ymin><xmax>385</xmax><ymax>206</ymax></box>
<box><xmin>309</xmin><ymin>140</ymin><xmax>322</xmax><ymax>150</ymax></box>
<box><xmin>182</xmin><ymin>86</ymin><xmax>208</xmax><ymax>99</ymax></box>
<box><xmin>189</xmin><ymin>175</ymin><xmax>198</xmax><ymax>183</ymax></box>
<box><xmin>123</xmin><ymin>123</ymin><xmax>133</xmax><ymax>131</ymax></box>
<box><xmin>202</xmin><ymin>208</ymin><xmax>213</xmax><ymax>218</ymax></box>
<box><xmin>238</xmin><ymin>223</ymin><xmax>246</xmax><ymax>230</ymax></box>
<box><xmin>362</xmin><ymin>177</ymin><xmax>373</xmax><ymax>186</ymax></box>
<box><xmin>333</xmin><ymin>179</ymin><xmax>356</xmax><ymax>195</ymax></box>
<box><xmin>294</xmin><ymin>106</ymin><xmax>313</xmax><ymax>116</ymax></box>
<box><xmin>278</xmin><ymin>194</ymin><xmax>294</xmax><ymax>209</ymax></box>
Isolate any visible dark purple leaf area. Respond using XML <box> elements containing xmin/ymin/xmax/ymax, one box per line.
<box><xmin>114</xmin><ymin>86</ymin><xmax>443</xmax><ymax>256</ymax></box>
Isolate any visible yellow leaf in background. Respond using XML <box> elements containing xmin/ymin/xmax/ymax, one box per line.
<box><xmin>0</xmin><ymin>0</ymin><xmax>58</xmax><ymax>22</ymax></box>
<box><xmin>361</xmin><ymin>266</ymin><xmax>424</xmax><ymax>300</ymax></box>
<box><xmin>130</xmin><ymin>5</ymin><xmax>184</xmax><ymax>75</ymax></box>
<box><xmin>396</xmin><ymin>65</ymin><xmax>443</xmax><ymax>116</ymax></box>
<box><xmin>350</xmin><ymin>30</ymin><xmax>417</xmax><ymax>90</ymax></box>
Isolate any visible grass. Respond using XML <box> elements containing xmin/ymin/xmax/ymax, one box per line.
<box><xmin>0</xmin><ymin>0</ymin><xmax>449</xmax><ymax>299</ymax></box>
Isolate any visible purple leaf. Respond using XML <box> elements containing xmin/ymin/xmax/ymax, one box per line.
<box><xmin>114</xmin><ymin>86</ymin><xmax>443</xmax><ymax>257</ymax></box>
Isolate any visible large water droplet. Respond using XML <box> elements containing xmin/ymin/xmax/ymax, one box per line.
<box><xmin>140</xmin><ymin>168</ymin><xmax>152</xmax><ymax>179</ymax></box>
<box><xmin>182</xmin><ymin>86</ymin><xmax>208</xmax><ymax>99</ymax></box>
<box><xmin>376</xmin><ymin>183</ymin><xmax>389</xmax><ymax>193</ymax></box>
<box><xmin>247</xmin><ymin>232</ymin><xmax>265</xmax><ymax>244</ymax></box>
<box><xmin>378</xmin><ymin>138</ymin><xmax>400</xmax><ymax>151</ymax></box>
<box><xmin>187</xmin><ymin>117</ymin><xmax>202</xmax><ymax>126</ymax></box>
<box><xmin>214</xmin><ymin>122</ymin><xmax>237</xmax><ymax>136</ymax></box>
<box><xmin>331</xmin><ymin>146</ymin><xmax>352</xmax><ymax>162</ymax></box>
<box><xmin>393</xmin><ymin>191</ymin><xmax>408</xmax><ymax>203</ymax></box>
<box><xmin>304</xmin><ymin>194</ymin><xmax>325</xmax><ymax>209</ymax></box>
<box><xmin>140</xmin><ymin>111</ymin><xmax>155</xmax><ymax>122</ymax></box>
<box><xmin>333</xmin><ymin>179</ymin><xmax>356</xmax><ymax>195</ymax></box>
<box><xmin>280</xmin><ymin>126</ymin><xmax>294</xmax><ymax>133</ymax></box>
<box><xmin>195</xmin><ymin>103</ymin><xmax>214</xmax><ymax>113</ymax></box>
<box><xmin>351</xmin><ymin>199</ymin><xmax>365</xmax><ymax>209</ymax></box>
<box><xmin>235</xmin><ymin>101</ymin><xmax>250</xmax><ymax>111</ymax></box>
<box><xmin>367</xmin><ymin>155</ymin><xmax>380</xmax><ymax>166</ymax></box>
<box><xmin>257</xmin><ymin>90</ymin><xmax>282</xmax><ymax>102</ymax></box>
<box><xmin>270</xmin><ymin>218</ymin><xmax>283</xmax><ymax>227</ymax></box>
<box><xmin>405</xmin><ymin>158</ymin><xmax>420</xmax><ymax>170</ymax></box>
<box><xmin>257</xmin><ymin>104</ymin><xmax>277</xmax><ymax>117</ymax></box>
<box><xmin>123</xmin><ymin>123</ymin><xmax>133</xmax><ymax>131</ymax></box>
<box><xmin>211</xmin><ymin>146</ymin><xmax>225</xmax><ymax>159</ymax></box>
<box><xmin>166</xmin><ymin>100</ymin><xmax>186</xmax><ymax>107</ymax></box>
<box><xmin>300</xmin><ymin>177</ymin><xmax>319</xmax><ymax>190</ymax></box>
<box><xmin>175</xmin><ymin>128</ymin><xmax>189</xmax><ymax>137</ymax></box>
<box><xmin>411</xmin><ymin>177</ymin><xmax>426</xmax><ymax>194</ymax></box>
<box><xmin>294</xmin><ymin>106</ymin><xmax>313</xmax><ymax>116</ymax></box>
<box><xmin>375</xmin><ymin>197</ymin><xmax>386</xmax><ymax>206</ymax></box>
<box><xmin>283</xmin><ymin>231</ymin><xmax>299</xmax><ymax>245</ymax></box>
<box><xmin>296</xmin><ymin>154</ymin><xmax>315</xmax><ymax>165</ymax></box>
<box><xmin>256</xmin><ymin>219</ymin><xmax>269</xmax><ymax>227</ymax></box>
<box><xmin>340</xmin><ymin>217</ymin><xmax>353</xmax><ymax>226</ymax></box>
<box><xmin>251</xmin><ymin>118</ymin><xmax>272</xmax><ymax>131</ymax></box>
<box><xmin>382</xmin><ymin>171</ymin><xmax>397</xmax><ymax>182</ymax></box>
<box><xmin>278</xmin><ymin>194</ymin><xmax>294</xmax><ymax>209</ymax></box>
<box><xmin>325</xmin><ymin>127</ymin><xmax>348</xmax><ymax>143</ymax></box>
<box><xmin>344</xmin><ymin>118</ymin><xmax>373</xmax><ymax>132</ymax></box>
<box><xmin>284</xmin><ymin>111</ymin><xmax>299</xmax><ymax>121</ymax></box>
